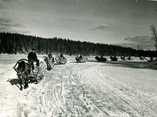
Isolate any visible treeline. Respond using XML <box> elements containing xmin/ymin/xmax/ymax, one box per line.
<box><xmin>0</xmin><ymin>32</ymin><xmax>156</xmax><ymax>57</ymax></box>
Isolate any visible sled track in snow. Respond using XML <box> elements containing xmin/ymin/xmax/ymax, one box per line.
<box><xmin>10</xmin><ymin>63</ymin><xmax>157</xmax><ymax>117</ymax></box>
<box><xmin>1</xmin><ymin>61</ymin><xmax>157</xmax><ymax>117</ymax></box>
<box><xmin>55</xmin><ymin>63</ymin><xmax>157</xmax><ymax>117</ymax></box>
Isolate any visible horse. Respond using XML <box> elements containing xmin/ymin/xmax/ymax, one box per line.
<box><xmin>13</xmin><ymin>59</ymin><xmax>31</xmax><ymax>90</ymax></box>
<box><xmin>13</xmin><ymin>57</ymin><xmax>52</xmax><ymax>90</ymax></box>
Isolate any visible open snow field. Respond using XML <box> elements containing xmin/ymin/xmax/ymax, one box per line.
<box><xmin>0</xmin><ymin>54</ymin><xmax>157</xmax><ymax>117</ymax></box>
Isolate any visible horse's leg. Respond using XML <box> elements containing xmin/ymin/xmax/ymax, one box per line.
<box><xmin>23</xmin><ymin>74</ymin><xmax>29</xmax><ymax>89</ymax></box>
<box><xmin>18</xmin><ymin>74</ymin><xmax>23</xmax><ymax>90</ymax></box>
<box><xmin>19</xmin><ymin>78</ymin><xmax>23</xmax><ymax>90</ymax></box>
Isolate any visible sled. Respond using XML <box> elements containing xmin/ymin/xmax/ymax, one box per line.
<box><xmin>43</xmin><ymin>56</ymin><xmax>55</xmax><ymax>70</ymax></box>
<box><xmin>95</xmin><ymin>56</ymin><xmax>107</xmax><ymax>62</ymax></box>
<box><xmin>75</xmin><ymin>55</ymin><xmax>87</xmax><ymax>63</ymax></box>
<box><xmin>55</xmin><ymin>56</ymin><xmax>67</xmax><ymax>65</ymax></box>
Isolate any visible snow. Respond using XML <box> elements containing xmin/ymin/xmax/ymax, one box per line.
<box><xmin>0</xmin><ymin>54</ymin><xmax>157</xmax><ymax>117</ymax></box>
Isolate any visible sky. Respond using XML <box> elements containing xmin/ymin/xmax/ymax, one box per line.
<box><xmin>0</xmin><ymin>0</ymin><xmax>157</xmax><ymax>49</ymax></box>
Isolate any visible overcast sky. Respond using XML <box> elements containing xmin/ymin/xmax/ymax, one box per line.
<box><xmin>0</xmin><ymin>0</ymin><xmax>157</xmax><ymax>46</ymax></box>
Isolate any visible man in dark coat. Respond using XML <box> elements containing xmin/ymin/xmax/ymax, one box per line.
<box><xmin>27</xmin><ymin>49</ymin><xmax>39</xmax><ymax>70</ymax></box>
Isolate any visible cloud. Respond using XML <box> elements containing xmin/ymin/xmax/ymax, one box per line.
<box><xmin>120</xmin><ymin>36</ymin><xmax>155</xmax><ymax>50</ymax></box>
<box><xmin>91</xmin><ymin>24</ymin><xmax>110</xmax><ymax>31</ymax></box>
<box><xmin>0</xmin><ymin>0</ymin><xmax>28</xmax><ymax>33</ymax></box>
<box><xmin>0</xmin><ymin>18</ymin><xmax>13</xmax><ymax>31</ymax></box>
<box><xmin>0</xmin><ymin>0</ymin><xmax>21</xmax><ymax>9</ymax></box>
<box><xmin>0</xmin><ymin>17</ymin><xmax>28</xmax><ymax>33</ymax></box>
<box><xmin>0</xmin><ymin>18</ymin><xmax>12</xmax><ymax>26</ymax></box>
<box><xmin>124</xmin><ymin>36</ymin><xmax>154</xmax><ymax>42</ymax></box>
<box><xmin>0</xmin><ymin>0</ymin><xmax>11</xmax><ymax>5</ymax></box>
<box><xmin>0</xmin><ymin>0</ymin><xmax>13</xmax><ymax>10</ymax></box>
<box><xmin>148</xmin><ymin>0</ymin><xmax>157</xmax><ymax>1</ymax></box>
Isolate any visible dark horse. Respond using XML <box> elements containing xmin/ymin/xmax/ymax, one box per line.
<box><xmin>11</xmin><ymin>57</ymin><xmax>53</xmax><ymax>90</ymax></box>
<box><xmin>13</xmin><ymin>59</ymin><xmax>31</xmax><ymax>90</ymax></box>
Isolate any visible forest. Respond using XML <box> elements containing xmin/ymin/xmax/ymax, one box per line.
<box><xmin>0</xmin><ymin>32</ymin><xmax>156</xmax><ymax>57</ymax></box>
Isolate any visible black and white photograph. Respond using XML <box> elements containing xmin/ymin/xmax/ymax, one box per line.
<box><xmin>0</xmin><ymin>0</ymin><xmax>157</xmax><ymax>117</ymax></box>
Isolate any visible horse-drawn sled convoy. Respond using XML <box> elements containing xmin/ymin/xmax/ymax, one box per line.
<box><xmin>10</xmin><ymin>50</ymin><xmax>157</xmax><ymax>91</ymax></box>
<box><xmin>11</xmin><ymin>52</ymin><xmax>90</xmax><ymax>90</ymax></box>
<box><xmin>12</xmin><ymin>52</ymin><xmax>68</xmax><ymax>90</ymax></box>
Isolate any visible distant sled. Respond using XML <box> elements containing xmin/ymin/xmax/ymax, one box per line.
<box><xmin>95</xmin><ymin>56</ymin><xmax>107</xmax><ymax>62</ymax></box>
<box><xmin>110</xmin><ymin>56</ymin><xmax>118</xmax><ymax>61</ymax></box>
<box><xmin>55</xmin><ymin>54</ymin><xmax>67</xmax><ymax>65</ymax></box>
<box><xmin>75</xmin><ymin>55</ymin><xmax>87</xmax><ymax>63</ymax></box>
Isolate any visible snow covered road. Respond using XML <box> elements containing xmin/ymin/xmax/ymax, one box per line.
<box><xmin>0</xmin><ymin>55</ymin><xmax>157</xmax><ymax>117</ymax></box>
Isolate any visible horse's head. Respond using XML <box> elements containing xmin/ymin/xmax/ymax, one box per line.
<box><xmin>17</xmin><ymin>61</ymin><xmax>26</xmax><ymax>72</ymax></box>
<box><xmin>14</xmin><ymin>60</ymin><xmax>30</xmax><ymax>73</ymax></box>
